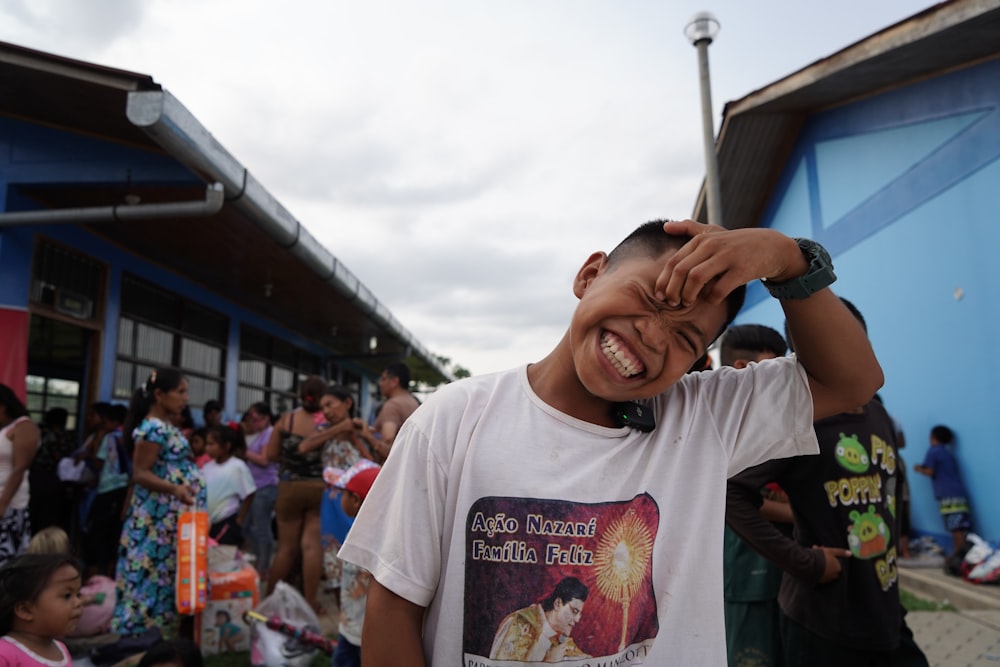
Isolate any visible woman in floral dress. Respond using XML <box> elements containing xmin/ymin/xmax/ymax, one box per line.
<box><xmin>111</xmin><ymin>368</ymin><xmax>205</xmax><ymax>637</ymax></box>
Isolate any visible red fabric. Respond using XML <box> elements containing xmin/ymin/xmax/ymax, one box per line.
<box><xmin>0</xmin><ymin>308</ymin><xmax>28</xmax><ymax>402</ymax></box>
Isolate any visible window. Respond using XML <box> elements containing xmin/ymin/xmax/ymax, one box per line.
<box><xmin>115</xmin><ymin>275</ymin><xmax>227</xmax><ymax>407</ymax></box>
<box><xmin>31</xmin><ymin>241</ymin><xmax>103</xmax><ymax>322</ymax></box>
<box><xmin>25</xmin><ymin>375</ymin><xmax>80</xmax><ymax>430</ymax></box>
<box><xmin>238</xmin><ymin>325</ymin><xmax>320</xmax><ymax>414</ymax></box>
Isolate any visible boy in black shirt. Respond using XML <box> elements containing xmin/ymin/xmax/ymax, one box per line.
<box><xmin>726</xmin><ymin>301</ymin><xmax>928</xmax><ymax>665</ymax></box>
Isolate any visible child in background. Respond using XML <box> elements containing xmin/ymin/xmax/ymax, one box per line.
<box><xmin>914</xmin><ymin>425</ymin><xmax>973</xmax><ymax>556</ymax></box>
<box><xmin>27</xmin><ymin>526</ymin><xmax>117</xmax><ymax>636</ymax></box>
<box><xmin>204</xmin><ymin>426</ymin><xmax>256</xmax><ymax>546</ymax></box>
<box><xmin>330</xmin><ymin>461</ymin><xmax>380</xmax><ymax>667</ymax></box>
<box><xmin>0</xmin><ymin>553</ymin><xmax>82</xmax><ymax>665</ymax></box>
<box><xmin>190</xmin><ymin>428</ymin><xmax>211</xmax><ymax>468</ymax></box>
<box><xmin>82</xmin><ymin>402</ymin><xmax>130</xmax><ymax>578</ymax></box>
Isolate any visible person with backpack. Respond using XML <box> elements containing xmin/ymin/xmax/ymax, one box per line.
<box><xmin>81</xmin><ymin>403</ymin><xmax>131</xmax><ymax>578</ymax></box>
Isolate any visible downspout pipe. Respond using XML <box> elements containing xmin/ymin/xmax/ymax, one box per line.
<box><xmin>0</xmin><ymin>182</ymin><xmax>224</xmax><ymax>227</ymax></box>
<box><xmin>126</xmin><ymin>90</ymin><xmax>452</xmax><ymax>382</ymax></box>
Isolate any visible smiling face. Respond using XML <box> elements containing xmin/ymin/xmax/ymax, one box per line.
<box><xmin>568</xmin><ymin>249</ymin><xmax>728</xmax><ymax>404</ymax></box>
<box><xmin>20</xmin><ymin>564</ymin><xmax>83</xmax><ymax>637</ymax></box>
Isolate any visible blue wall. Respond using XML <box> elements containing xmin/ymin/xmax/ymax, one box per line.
<box><xmin>737</xmin><ymin>57</ymin><xmax>1000</xmax><ymax>544</ymax></box>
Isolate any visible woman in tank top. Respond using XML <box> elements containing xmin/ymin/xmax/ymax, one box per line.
<box><xmin>0</xmin><ymin>385</ymin><xmax>40</xmax><ymax>567</ymax></box>
<box><xmin>265</xmin><ymin>375</ymin><xmax>332</xmax><ymax>613</ymax></box>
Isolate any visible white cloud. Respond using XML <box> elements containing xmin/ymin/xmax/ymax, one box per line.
<box><xmin>0</xmin><ymin>0</ymin><xmax>936</xmax><ymax>375</ymax></box>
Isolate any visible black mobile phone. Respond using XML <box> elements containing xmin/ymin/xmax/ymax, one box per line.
<box><xmin>611</xmin><ymin>401</ymin><xmax>656</xmax><ymax>433</ymax></box>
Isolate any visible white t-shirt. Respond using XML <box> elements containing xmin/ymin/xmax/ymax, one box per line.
<box><xmin>0</xmin><ymin>417</ymin><xmax>31</xmax><ymax>510</ymax></box>
<box><xmin>204</xmin><ymin>457</ymin><xmax>256</xmax><ymax>524</ymax></box>
<box><xmin>340</xmin><ymin>358</ymin><xmax>817</xmax><ymax>666</ymax></box>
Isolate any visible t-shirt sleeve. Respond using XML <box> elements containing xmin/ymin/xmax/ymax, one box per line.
<box><xmin>97</xmin><ymin>434</ymin><xmax>111</xmax><ymax>462</ymax></box>
<box><xmin>694</xmin><ymin>356</ymin><xmax>817</xmax><ymax>477</ymax></box>
<box><xmin>339</xmin><ymin>417</ymin><xmax>448</xmax><ymax>608</ymax></box>
<box><xmin>132</xmin><ymin>419</ymin><xmax>169</xmax><ymax>448</ymax></box>
<box><xmin>238</xmin><ymin>461</ymin><xmax>257</xmax><ymax>499</ymax></box>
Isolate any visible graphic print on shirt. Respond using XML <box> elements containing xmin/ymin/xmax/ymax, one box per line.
<box><xmin>463</xmin><ymin>495</ymin><xmax>660</xmax><ymax>666</ymax></box>
<box><xmin>825</xmin><ymin>432</ymin><xmax>898</xmax><ymax>591</ymax></box>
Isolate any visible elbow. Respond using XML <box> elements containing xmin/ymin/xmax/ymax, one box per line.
<box><xmin>839</xmin><ymin>358</ymin><xmax>884</xmax><ymax>411</ymax></box>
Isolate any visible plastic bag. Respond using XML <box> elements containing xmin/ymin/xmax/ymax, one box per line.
<box><xmin>250</xmin><ymin>581</ymin><xmax>322</xmax><ymax>667</ymax></box>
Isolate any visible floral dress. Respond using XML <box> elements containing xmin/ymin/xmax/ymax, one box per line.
<box><xmin>111</xmin><ymin>417</ymin><xmax>205</xmax><ymax>637</ymax></box>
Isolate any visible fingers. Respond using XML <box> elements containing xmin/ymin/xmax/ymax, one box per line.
<box><xmin>656</xmin><ymin>230</ymin><xmax>732</xmax><ymax>306</ymax></box>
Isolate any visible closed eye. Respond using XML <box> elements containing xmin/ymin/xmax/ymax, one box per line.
<box><xmin>640</xmin><ymin>291</ymin><xmax>704</xmax><ymax>351</ymax></box>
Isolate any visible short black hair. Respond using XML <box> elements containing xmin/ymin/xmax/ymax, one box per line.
<box><xmin>42</xmin><ymin>407</ymin><xmax>69</xmax><ymax>429</ymax></box>
<box><xmin>931</xmin><ymin>425</ymin><xmax>954</xmax><ymax>445</ymax></box>
<box><xmin>384</xmin><ymin>362</ymin><xmax>412</xmax><ymax>389</ymax></box>
<box><xmin>541</xmin><ymin>576</ymin><xmax>589</xmax><ymax>611</ymax></box>
<box><xmin>0</xmin><ymin>385</ymin><xmax>28</xmax><ymax>421</ymax></box>
<box><xmin>719</xmin><ymin>324</ymin><xmax>787</xmax><ymax>367</ymax></box>
<box><xmin>203</xmin><ymin>400</ymin><xmax>222</xmax><ymax>414</ymax></box>
<box><xmin>606</xmin><ymin>221</ymin><xmax>746</xmax><ymax>338</ymax></box>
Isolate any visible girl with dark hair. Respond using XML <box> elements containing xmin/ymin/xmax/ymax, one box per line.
<box><xmin>242</xmin><ymin>401</ymin><xmax>277</xmax><ymax>574</ymax></box>
<box><xmin>203</xmin><ymin>425</ymin><xmax>255</xmax><ymax>546</ymax></box>
<box><xmin>0</xmin><ymin>385</ymin><xmax>40</xmax><ymax>567</ymax></box>
<box><xmin>0</xmin><ymin>553</ymin><xmax>81</xmax><ymax>665</ymax></box>
<box><xmin>265</xmin><ymin>375</ymin><xmax>330</xmax><ymax>612</ymax></box>
<box><xmin>112</xmin><ymin>369</ymin><xmax>206</xmax><ymax>638</ymax></box>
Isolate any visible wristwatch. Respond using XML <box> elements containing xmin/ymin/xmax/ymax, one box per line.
<box><xmin>762</xmin><ymin>238</ymin><xmax>836</xmax><ymax>300</ymax></box>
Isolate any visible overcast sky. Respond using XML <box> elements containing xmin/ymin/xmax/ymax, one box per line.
<box><xmin>1</xmin><ymin>0</ymin><xmax>934</xmax><ymax>376</ymax></box>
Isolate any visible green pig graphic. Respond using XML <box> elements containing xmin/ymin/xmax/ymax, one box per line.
<box><xmin>847</xmin><ymin>505</ymin><xmax>890</xmax><ymax>559</ymax></box>
<box><xmin>834</xmin><ymin>433</ymin><xmax>870</xmax><ymax>473</ymax></box>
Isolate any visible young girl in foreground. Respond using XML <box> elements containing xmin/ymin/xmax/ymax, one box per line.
<box><xmin>0</xmin><ymin>553</ymin><xmax>82</xmax><ymax>665</ymax></box>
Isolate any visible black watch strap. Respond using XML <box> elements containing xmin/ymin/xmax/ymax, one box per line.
<box><xmin>762</xmin><ymin>238</ymin><xmax>836</xmax><ymax>300</ymax></box>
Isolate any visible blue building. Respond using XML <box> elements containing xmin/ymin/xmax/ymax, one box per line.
<box><xmin>0</xmin><ymin>42</ymin><xmax>452</xmax><ymax>429</ymax></box>
<box><xmin>697</xmin><ymin>0</ymin><xmax>1000</xmax><ymax>543</ymax></box>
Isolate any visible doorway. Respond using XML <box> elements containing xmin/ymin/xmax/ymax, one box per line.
<box><xmin>26</xmin><ymin>315</ymin><xmax>92</xmax><ymax>432</ymax></box>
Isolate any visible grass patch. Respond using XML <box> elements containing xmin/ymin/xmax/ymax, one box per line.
<box><xmin>900</xmin><ymin>588</ymin><xmax>957</xmax><ymax>612</ymax></box>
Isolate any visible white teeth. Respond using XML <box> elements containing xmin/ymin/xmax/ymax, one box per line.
<box><xmin>601</xmin><ymin>333</ymin><xmax>641</xmax><ymax>378</ymax></box>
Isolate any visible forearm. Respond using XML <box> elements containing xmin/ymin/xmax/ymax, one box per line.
<box><xmin>245</xmin><ymin>449</ymin><xmax>268</xmax><ymax>466</ymax></box>
<box><xmin>759</xmin><ymin>497</ymin><xmax>794</xmax><ymax>524</ymax></box>
<box><xmin>133</xmin><ymin>469</ymin><xmax>180</xmax><ymax>496</ymax></box>
<box><xmin>783</xmin><ymin>290</ymin><xmax>883</xmax><ymax>420</ymax></box>
<box><xmin>362</xmin><ymin>580</ymin><xmax>426</xmax><ymax>666</ymax></box>
<box><xmin>727</xmin><ymin>480</ymin><xmax>823</xmax><ymax>583</ymax></box>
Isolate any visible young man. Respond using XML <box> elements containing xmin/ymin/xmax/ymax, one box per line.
<box><xmin>719</xmin><ymin>324</ymin><xmax>790</xmax><ymax>667</ymax></box>
<box><xmin>341</xmin><ymin>220</ymin><xmax>882</xmax><ymax>666</ymax></box>
<box><xmin>726</xmin><ymin>300</ymin><xmax>927</xmax><ymax>665</ymax></box>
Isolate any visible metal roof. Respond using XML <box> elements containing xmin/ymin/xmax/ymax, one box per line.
<box><xmin>692</xmin><ymin>0</ymin><xmax>1000</xmax><ymax>229</ymax></box>
<box><xmin>0</xmin><ymin>41</ymin><xmax>453</xmax><ymax>384</ymax></box>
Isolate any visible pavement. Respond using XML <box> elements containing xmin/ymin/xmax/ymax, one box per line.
<box><xmin>900</xmin><ymin>563</ymin><xmax>1000</xmax><ymax>666</ymax></box>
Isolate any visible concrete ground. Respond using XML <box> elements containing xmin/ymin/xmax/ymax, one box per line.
<box><xmin>902</xmin><ymin>565</ymin><xmax>1000</xmax><ymax>666</ymax></box>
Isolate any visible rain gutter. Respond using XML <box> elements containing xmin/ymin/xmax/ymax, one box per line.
<box><xmin>0</xmin><ymin>182</ymin><xmax>224</xmax><ymax>227</ymax></box>
<box><xmin>125</xmin><ymin>89</ymin><xmax>452</xmax><ymax>382</ymax></box>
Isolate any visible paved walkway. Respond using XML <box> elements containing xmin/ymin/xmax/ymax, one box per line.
<box><xmin>902</xmin><ymin>565</ymin><xmax>1000</xmax><ymax>666</ymax></box>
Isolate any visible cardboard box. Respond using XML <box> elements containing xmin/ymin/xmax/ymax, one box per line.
<box><xmin>196</xmin><ymin>564</ymin><xmax>260</xmax><ymax>656</ymax></box>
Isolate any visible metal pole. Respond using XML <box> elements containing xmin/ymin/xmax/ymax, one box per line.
<box><xmin>695</xmin><ymin>39</ymin><xmax>723</xmax><ymax>226</ymax></box>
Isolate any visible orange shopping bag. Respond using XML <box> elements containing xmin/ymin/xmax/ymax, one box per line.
<box><xmin>176</xmin><ymin>510</ymin><xmax>209</xmax><ymax>615</ymax></box>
